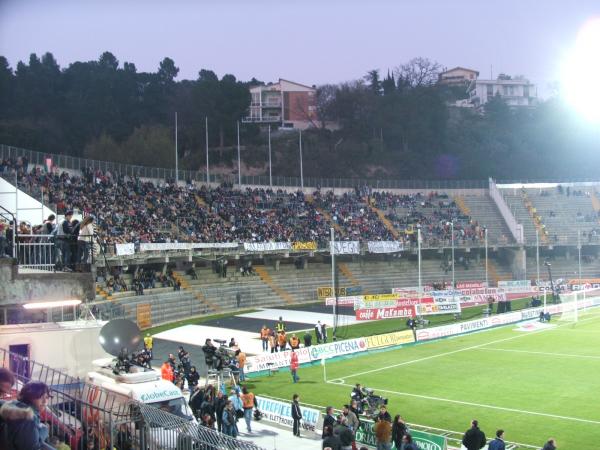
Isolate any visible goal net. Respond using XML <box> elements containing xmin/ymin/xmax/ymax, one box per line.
<box><xmin>555</xmin><ymin>287</ymin><xmax>600</xmax><ymax>322</ymax></box>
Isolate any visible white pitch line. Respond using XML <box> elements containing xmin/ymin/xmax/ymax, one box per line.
<box><xmin>330</xmin><ymin>381</ymin><xmax>600</xmax><ymax>426</ymax></box>
<box><xmin>476</xmin><ymin>347</ymin><xmax>600</xmax><ymax>360</ymax></box>
<box><xmin>331</xmin><ymin>312</ymin><xmax>600</xmax><ymax>380</ymax></box>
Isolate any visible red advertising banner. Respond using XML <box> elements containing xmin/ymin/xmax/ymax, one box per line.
<box><xmin>455</xmin><ymin>281</ymin><xmax>488</xmax><ymax>289</ymax></box>
<box><xmin>355</xmin><ymin>305</ymin><xmax>416</xmax><ymax>321</ymax></box>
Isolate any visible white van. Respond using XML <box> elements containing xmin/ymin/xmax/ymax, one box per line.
<box><xmin>87</xmin><ymin>361</ymin><xmax>196</xmax><ymax>448</ymax></box>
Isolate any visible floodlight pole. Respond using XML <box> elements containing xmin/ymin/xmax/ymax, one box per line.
<box><xmin>237</xmin><ymin>121</ymin><xmax>241</xmax><ymax>186</ymax></box>
<box><xmin>205</xmin><ymin>116</ymin><xmax>210</xmax><ymax>184</ymax></box>
<box><xmin>299</xmin><ymin>129</ymin><xmax>304</xmax><ymax>189</ymax></box>
<box><xmin>577</xmin><ymin>229</ymin><xmax>581</xmax><ymax>322</ymax></box>
<box><xmin>175</xmin><ymin>112</ymin><xmax>178</xmax><ymax>184</ymax></box>
<box><xmin>451</xmin><ymin>221</ymin><xmax>455</xmax><ymax>289</ymax></box>
<box><xmin>268</xmin><ymin>125</ymin><xmax>273</xmax><ymax>187</ymax></box>
<box><xmin>330</xmin><ymin>227</ymin><xmax>336</xmax><ymax>338</ymax></box>
<box><xmin>417</xmin><ymin>225</ymin><xmax>422</xmax><ymax>300</ymax></box>
<box><xmin>536</xmin><ymin>229</ymin><xmax>540</xmax><ymax>288</ymax></box>
<box><xmin>484</xmin><ymin>227</ymin><xmax>488</xmax><ymax>287</ymax></box>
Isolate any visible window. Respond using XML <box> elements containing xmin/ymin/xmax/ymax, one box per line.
<box><xmin>486</xmin><ymin>85</ymin><xmax>494</xmax><ymax>97</ymax></box>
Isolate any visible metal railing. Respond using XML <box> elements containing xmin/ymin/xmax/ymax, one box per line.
<box><xmin>15</xmin><ymin>234</ymin><xmax>96</xmax><ymax>272</ymax></box>
<box><xmin>1</xmin><ymin>143</ymin><xmax>489</xmax><ymax>190</ymax></box>
<box><xmin>0</xmin><ymin>347</ymin><xmax>266</xmax><ymax>450</ymax></box>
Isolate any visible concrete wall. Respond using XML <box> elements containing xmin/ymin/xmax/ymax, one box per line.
<box><xmin>0</xmin><ymin>259</ymin><xmax>95</xmax><ymax>305</ymax></box>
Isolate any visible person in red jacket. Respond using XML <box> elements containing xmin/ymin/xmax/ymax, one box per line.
<box><xmin>290</xmin><ymin>349</ymin><xmax>299</xmax><ymax>383</ymax></box>
<box><xmin>161</xmin><ymin>360</ymin><xmax>174</xmax><ymax>383</ymax></box>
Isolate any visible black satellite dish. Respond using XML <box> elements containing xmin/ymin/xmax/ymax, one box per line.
<box><xmin>99</xmin><ymin>319</ymin><xmax>143</xmax><ymax>357</ymax></box>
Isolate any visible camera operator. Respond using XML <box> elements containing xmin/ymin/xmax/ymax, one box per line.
<box><xmin>351</xmin><ymin>383</ymin><xmax>367</xmax><ymax>413</ymax></box>
<box><xmin>202</xmin><ymin>339</ymin><xmax>219</xmax><ymax>370</ymax></box>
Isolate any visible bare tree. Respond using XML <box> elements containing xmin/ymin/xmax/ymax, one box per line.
<box><xmin>394</xmin><ymin>57</ymin><xmax>442</xmax><ymax>88</ymax></box>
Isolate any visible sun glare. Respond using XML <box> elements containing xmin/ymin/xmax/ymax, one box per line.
<box><xmin>562</xmin><ymin>18</ymin><xmax>600</xmax><ymax>123</ymax></box>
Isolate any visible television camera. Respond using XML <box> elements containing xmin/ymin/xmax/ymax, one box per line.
<box><xmin>202</xmin><ymin>339</ymin><xmax>237</xmax><ymax>371</ymax></box>
<box><xmin>350</xmin><ymin>386</ymin><xmax>388</xmax><ymax>417</ymax></box>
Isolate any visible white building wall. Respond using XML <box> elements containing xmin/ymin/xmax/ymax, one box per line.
<box><xmin>0</xmin><ymin>177</ymin><xmax>55</xmax><ymax>226</ymax></box>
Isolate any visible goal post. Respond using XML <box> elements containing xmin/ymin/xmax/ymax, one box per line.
<box><xmin>557</xmin><ymin>287</ymin><xmax>600</xmax><ymax>322</ymax></box>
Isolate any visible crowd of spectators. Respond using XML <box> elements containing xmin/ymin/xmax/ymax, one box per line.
<box><xmin>313</xmin><ymin>190</ymin><xmax>395</xmax><ymax>241</ymax></box>
<box><xmin>2</xmin><ymin>156</ymin><xmax>499</xmax><ymax>251</ymax></box>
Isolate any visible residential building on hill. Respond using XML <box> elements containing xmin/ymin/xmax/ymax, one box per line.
<box><xmin>243</xmin><ymin>79</ymin><xmax>318</xmax><ymax>130</ymax></box>
<box><xmin>438</xmin><ymin>67</ymin><xmax>479</xmax><ymax>86</ymax></box>
<box><xmin>467</xmin><ymin>76</ymin><xmax>537</xmax><ymax>109</ymax></box>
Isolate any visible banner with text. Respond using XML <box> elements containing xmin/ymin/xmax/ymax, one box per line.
<box><xmin>455</xmin><ymin>281</ymin><xmax>488</xmax><ymax>289</ymax></box>
<box><xmin>415</xmin><ymin>302</ymin><xmax>462</xmax><ymax>316</ymax></box>
<box><xmin>115</xmin><ymin>243</ymin><xmax>135</xmax><ymax>256</ymax></box>
<box><xmin>246</xmin><ymin>338</ymin><xmax>367</xmax><ymax>373</ymax></box>
<box><xmin>291</xmin><ymin>241</ymin><xmax>317</xmax><ymax>250</ymax></box>
<box><xmin>243</xmin><ymin>242</ymin><xmax>292</xmax><ymax>252</ymax></box>
<box><xmin>365</xmin><ymin>330</ymin><xmax>415</xmax><ymax>349</ymax></box>
<box><xmin>355</xmin><ymin>305</ymin><xmax>416</xmax><ymax>321</ymax></box>
<box><xmin>325</xmin><ymin>295</ymin><xmax>362</xmax><ymax>306</ymax></box>
<box><xmin>140</xmin><ymin>242</ymin><xmax>238</xmax><ymax>252</ymax></box>
<box><xmin>318</xmin><ymin>286</ymin><xmax>362</xmax><ymax>299</ymax></box>
<box><xmin>330</xmin><ymin>241</ymin><xmax>360</xmax><ymax>255</ymax></box>
<box><xmin>367</xmin><ymin>241</ymin><xmax>403</xmax><ymax>253</ymax></box>
<box><xmin>354</xmin><ymin>297</ymin><xmax>433</xmax><ymax>310</ymax></box>
<box><xmin>255</xmin><ymin>396</ymin><xmax>320</xmax><ymax>432</ymax></box>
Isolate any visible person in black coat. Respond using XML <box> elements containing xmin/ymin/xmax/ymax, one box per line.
<box><xmin>186</xmin><ymin>366</ymin><xmax>200</xmax><ymax>390</ymax></box>
<box><xmin>542</xmin><ymin>439</ymin><xmax>557</xmax><ymax>450</ymax></box>
<box><xmin>462</xmin><ymin>419</ymin><xmax>487</xmax><ymax>450</ymax></box>
<box><xmin>291</xmin><ymin>394</ymin><xmax>302</xmax><ymax>437</ymax></box>
<box><xmin>392</xmin><ymin>414</ymin><xmax>408</xmax><ymax>449</ymax></box>
<box><xmin>321</xmin><ymin>425</ymin><xmax>341</xmax><ymax>450</ymax></box>
<box><xmin>322</xmin><ymin>406</ymin><xmax>336</xmax><ymax>438</ymax></box>
<box><xmin>214</xmin><ymin>391</ymin><xmax>227</xmax><ymax>433</ymax></box>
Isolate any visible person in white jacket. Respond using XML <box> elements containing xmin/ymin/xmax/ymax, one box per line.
<box><xmin>77</xmin><ymin>216</ymin><xmax>95</xmax><ymax>267</ymax></box>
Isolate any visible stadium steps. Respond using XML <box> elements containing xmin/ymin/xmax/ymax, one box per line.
<box><xmin>461</xmin><ymin>194</ymin><xmax>514</xmax><ymax>245</ymax></box>
<box><xmin>253</xmin><ymin>266</ymin><xmax>295</xmax><ymax>305</ymax></box>
<box><xmin>338</xmin><ymin>263</ymin><xmax>363</xmax><ymax>288</ymax></box>
<box><xmin>453</xmin><ymin>196</ymin><xmax>471</xmax><ymax>215</ymax></box>
<box><xmin>501</xmin><ymin>191</ymin><xmax>540</xmax><ymax>245</ymax></box>
<box><xmin>172</xmin><ymin>271</ymin><xmax>220</xmax><ymax>314</ymax></box>
<box><xmin>487</xmin><ymin>260</ymin><xmax>508</xmax><ymax>284</ymax></box>
<box><xmin>525</xmin><ymin>189</ymin><xmax>599</xmax><ymax>244</ymax></box>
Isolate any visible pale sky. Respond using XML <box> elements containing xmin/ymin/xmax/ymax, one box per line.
<box><xmin>1</xmin><ymin>0</ymin><xmax>599</xmax><ymax>98</ymax></box>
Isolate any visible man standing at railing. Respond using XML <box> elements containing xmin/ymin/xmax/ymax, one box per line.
<box><xmin>54</xmin><ymin>210</ymin><xmax>73</xmax><ymax>271</ymax></box>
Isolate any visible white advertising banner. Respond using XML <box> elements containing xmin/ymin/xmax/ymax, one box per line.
<box><xmin>330</xmin><ymin>241</ymin><xmax>360</xmax><ymax>255</ymax></box>
<box><xmin>367</xmin><ymin>241</ymin><xmax>403</xmax><ymax>254</ymax></box>
<box><xmin>115</xmin><ymin>243</ymin><xmax>135</xmax><ymax>256</ymax></box>
<box><xmin>140</xmin><ymin>242</ymin><xmax>239</xmax><ymax>252</ymax></box>
<box><xmin>243</xmin><ymin>242</ymin><xmax>292</xmax><ymax>252</ymax></box>
<box><xmin>246</xmin><ymin>338</ymin><xmax>367</xmax><ymax>374</ymax></box>
<box><xmin>255</xmin><ymin>396</ymin><xmax>321</xmax><ymax>432</ymax></box>
<box><xmin>325</xmin><ymin>296</ymin><xmax>363</xmax><ymax>306</ymax></box>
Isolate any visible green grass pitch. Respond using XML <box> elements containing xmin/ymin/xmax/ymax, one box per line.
<box><xmin>248</xmin><ymin>309</ymin><xmax>600</xmax><ymax>450</ymax></box>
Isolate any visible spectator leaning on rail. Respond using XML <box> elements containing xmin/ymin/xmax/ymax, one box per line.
<box><xmin>0</xmin><ymin>381</ymin><xmax>53</xmax><ymax>450</ymax></box>
<box><xmin>462</xmin><ymin>419</ymin><xmax>487</xmax><ymax>450</ymax></box>
<box><xmin>487</xmin><ymin>429</ymin><xmax>506</xmax><ymax>450</ymax></box>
